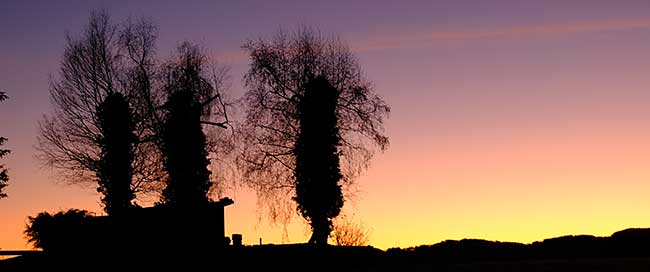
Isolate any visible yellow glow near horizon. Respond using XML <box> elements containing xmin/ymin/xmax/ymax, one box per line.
<box><xmin>4</xmin><ymin>2</ymin><xmax>650</xmax><ymax>252</ymax></box>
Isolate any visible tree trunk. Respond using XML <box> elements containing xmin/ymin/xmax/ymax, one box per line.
<box><xmin>308</xmin><ymin>216</ymin><xmax>331</xmax><ymax>245</ymax></box>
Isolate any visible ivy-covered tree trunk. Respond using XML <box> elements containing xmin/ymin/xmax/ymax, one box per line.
<box><xmin>294</xmin><ymin>76</ymin><xmax>343</xmax><ymax>245</ymax></box>
<box><xmin>160</xmin><ymin>89</ymin><xmax>211</xmax><ymax>208</ymax></box>
<box><xmin>158</xmin><ymin>42</ymin><xmax>225</xmax><ymax>209</ymax></box>
<box><xmin>97</xmin><ymin>92</ymin><xmax>136</xmax><ymax>215</ymax></box>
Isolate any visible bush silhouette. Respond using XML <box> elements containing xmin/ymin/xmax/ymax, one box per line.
<box><xmin>24</xmin><ymin>209</ymin><xmax>94</xmax><ymax>252</ymax></box>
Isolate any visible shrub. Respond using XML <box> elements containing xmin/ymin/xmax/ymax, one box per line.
<box><xmin>24</xmin><ymin>209</ymin><xmax>94</xmax><ymax>252</ymax></box>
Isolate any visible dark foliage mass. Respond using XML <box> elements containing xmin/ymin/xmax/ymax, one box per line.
<box><xmin>160</xmin><ymin>89</ymin><xmax>211</xmax><ymax>207</ymax></box>
<box><xmin>24</xmin><ymin>209</ymin><xmax>94</xmax><ymax>252</ymax></box>
<box><xmin>97</xmin><ymin>92</ymin><xmax>136</xmax><ymax>214</ymax></box>
<box><xmin>294</xmin><ymin>76</ymin><xmax>343</xmax><ymax>244</ymax></box>
<box><xmin>0</xmin><ymin>92</ymin><xmax>9</xmax><ymax>199</ymax></box>
<box><xmin>25</xmin><ymin>205</ymin><xmax>227</xmax><ymax>259</ymax></box>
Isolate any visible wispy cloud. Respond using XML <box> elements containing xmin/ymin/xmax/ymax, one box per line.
<box><xmin>209</xmin><ymin>18</ymin><xmax>650</xmax><ymax>63</ymax></box>
<box><xmin>352</xmin><ymin>18</ymin><xmax>650</xmax><ymax>52</ymax></box>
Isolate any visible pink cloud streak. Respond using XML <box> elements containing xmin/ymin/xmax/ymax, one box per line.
<box><xmin>352</xmin><ymin>18</ymin><xmax>650</xmax><ymax>52</ymax></box>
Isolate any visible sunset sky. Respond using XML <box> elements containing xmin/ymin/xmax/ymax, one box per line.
<box><xmin>3</xmin><ymin>0</ymin><xmax>650</xmax><ymax>250</ymax></box>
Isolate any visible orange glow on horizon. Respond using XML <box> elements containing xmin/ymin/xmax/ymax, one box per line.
<box><xmin>4</xmin><ymin>1</ymin><xmax>650</xmax><ymax>252</ymax></box>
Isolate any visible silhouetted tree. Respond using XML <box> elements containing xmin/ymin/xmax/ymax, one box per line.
<box><xmin>239</xmin><ymin>28</ymin><xmax>390</xmax><ymax>237</ymax></box>
<box><xmin>294</xmin><ymin>76</ymin><xmax>343</xmax><ymax>244</ymax></box>
<box><xmin>36</xmin><ymin>11</ymin><xmax>165</xmax><ymax>205</ymax></box>
<box><xmin>159</xmin><ymin>43</ymin><xmax>230</xmax><ymax>207</ymax></box>
<box><xmin>24</xmin><ymin>209</ymin><xmax>94</xmax><ymax>252</ymax></box>
<box><xmin>97</xmin><ymin>92</ymin><xmax>136</xmax><ymax>214</ymax></box>
<box><xmin>0</xmin><ymin>92</ymin><xmax>9</xmax><ymax>199</ymax></box>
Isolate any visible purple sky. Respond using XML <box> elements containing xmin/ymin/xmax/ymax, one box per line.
<box><xmin>3</xmin><ymin>0</ymin><xmax>650</xmax><ymax>249</ymax></box>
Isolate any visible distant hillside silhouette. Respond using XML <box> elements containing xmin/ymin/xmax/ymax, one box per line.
<box><xmin>387</xmin><ymin>228</ymin><xmax>650</xmax><ymax>264</ymax></box>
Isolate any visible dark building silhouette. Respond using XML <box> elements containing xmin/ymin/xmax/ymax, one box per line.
<box><xmin>23</xmin><ymin>197</ymin><xmax>234</xmax><ymax>262</ymax></box>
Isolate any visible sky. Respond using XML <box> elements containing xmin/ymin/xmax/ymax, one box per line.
<box><xmin>2</xmin><ymin>0</ymin><xmax>650</xmax><ymax>250</ymax></box>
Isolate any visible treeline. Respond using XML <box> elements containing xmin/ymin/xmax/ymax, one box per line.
<box><xmin>386</xmin><ymin>228</ymin><xmax>650</xmax><ymax>264</ymax></box>
<box><xmin>25</xmin><ymin>8</ymin><xmax>389</xmax><ymax>249</ymax></box>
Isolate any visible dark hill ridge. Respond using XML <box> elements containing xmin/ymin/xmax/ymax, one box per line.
<box><xmin>387</xmin><ymin>228</ymin><xmax>650</xmax><ymax>263</ymax></box>
<box><xmin>4</xmin><ymin>228</ymin><xmax>650</xmax><ymax>271</ymax></box>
